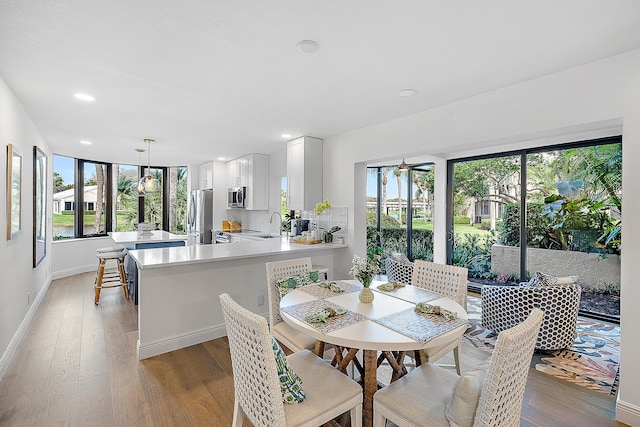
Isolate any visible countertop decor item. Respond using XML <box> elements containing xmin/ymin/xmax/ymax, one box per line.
<box><xmin>321</xmin><ymin>225</ymin><xmax>341</xmax><ymax>243</ymax></box>
<box><xmin>314</xmin><ymin>199</ymin><xmax>332</xmax><ymax>215</ymax></box>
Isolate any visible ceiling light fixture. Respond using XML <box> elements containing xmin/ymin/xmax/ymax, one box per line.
<box><xmin>138</xmin><ymin>139</ymin><xmax>159</xmax><ymax>194</ymax></box>
<box><xmin>296</xmin><ymin>40</ymin><xmax>319</xmax><ymax>54</ymax></box>
<box><xmin>74</xmin><ymin>93</ymin><xmax>95</xmax><ymax>101</ymax></box>
<box><xmin>80</xmin><ymin>140</ymin><xmax>93</xmax><ymax>145</ymax></box>
<box><xmin>281</xmin><ymin>134</ymin><xmax>292</xmax><ymax>138</ymax></box>
<box><xmin>399</xmin><ymin>89</ymin><xmax>418</xmax><ymax>97</ymax></box>
<box><xmin>397</xmin><ymin>159</ymin><xmax>409</xmax><ymax>171</ymax></box>
<box><xmin>217</xmin><ymin>157</ymin><xmax>225</xmax><ymax>161</ymax></box>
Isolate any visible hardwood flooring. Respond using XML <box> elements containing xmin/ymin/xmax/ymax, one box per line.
<box><xmin>0</xmin><ymin>273</ymin><xmax>626</xmax><ymax>426</ymax></box>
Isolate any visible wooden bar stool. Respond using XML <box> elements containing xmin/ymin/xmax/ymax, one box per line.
<box><xmin>94</xmin><ymin>251</ymin><xmax>129</xmax><ymax>305</ymax></box>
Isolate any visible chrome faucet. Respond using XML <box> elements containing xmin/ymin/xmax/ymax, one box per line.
<box><xmin>269</xmin><ymin>211</ymin><xmax>283</xmax><ymax>236</ymax></box>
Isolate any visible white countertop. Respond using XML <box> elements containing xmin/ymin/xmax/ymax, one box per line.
<box><xmin>128</xmin><ymin>237</ymin><xmax>346</xmax><ymax>269</ymax></box>
<box><xmin>109</xmin><ymin>230</ymin><xmax>188</xmax><ymax>244</ymax></box>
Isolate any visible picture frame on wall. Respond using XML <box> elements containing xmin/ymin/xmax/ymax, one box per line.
<box><xmin>34</xmin><ymin>146</ymin><xmax>47</xmax><ymax>267</ymax></box>
<box><xmin>6</xmin><ymin>144</ymin><xmax>22</xmax><ymax>240</ymax></box>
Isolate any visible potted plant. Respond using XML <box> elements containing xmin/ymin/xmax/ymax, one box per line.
<box><xmin>321</xmin><ymin>225</ymin><xmax>341</xmax><ymax>243</ymax></box>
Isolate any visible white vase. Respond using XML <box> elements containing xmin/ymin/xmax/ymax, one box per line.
<box><xmin>359</xmin><ymin>287</ymin><xmax>374</xmax><ymax>303</ymax></box>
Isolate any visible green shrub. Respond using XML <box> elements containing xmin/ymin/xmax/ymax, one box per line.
<box><xmin>61</xmin><ymin>210</ymin><xmax>74</xmax><ymax>215</ymax></box>
<box><xmin>366</xmin><ymin>211</ymin><xmax>401</xmax><ymax>228</ymax></box>
<box><xmin>366</xmin><ymin>226</ymin><xmax>434</xmax><ymax>265</ymax></box>
<box><xmin>452</xmin><ymin>233</ymin><xmax>495</xmax><ymax>278</ymax></box>
<box><xmin>454</xmin><ymin>215</ymin><xmax>470</xmax><ymax>225</ymax></box>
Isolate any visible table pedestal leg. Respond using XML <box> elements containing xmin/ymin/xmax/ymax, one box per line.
<box><xmin>313</xmin><ymin>340</ymin><xmax>325</xmax><ymax>357</ymax></box>
<box><xmin>363</xmin><ymin>349</ymin><xmax>377</xmax><ymax>427</ymax></box>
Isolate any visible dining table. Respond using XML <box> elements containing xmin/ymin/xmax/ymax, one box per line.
<box><xmin>279</xmin><ymin>279</ymin><xmax>468</xmax><ymax>427</ymax></box>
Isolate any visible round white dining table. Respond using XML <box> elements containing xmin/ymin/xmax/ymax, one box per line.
<box><xmin>280</xmin><ymin>279</ymin><xmax>468</xmax><ymax>427</ymax></box>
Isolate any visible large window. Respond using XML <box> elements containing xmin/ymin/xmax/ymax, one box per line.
<box><xmin>447</xmin><ymin>136</ymin><xmax>621</xmax><ymax>320</ymax></box>
<box><xmin>366</xmin><ymin>163</ymin><xmax>435</xmax><ymax>263</ymax></box>
<box><xmin>52</xmin><ymin>155</ymin><xmax>188</xmax><ymax>239</ymax></box>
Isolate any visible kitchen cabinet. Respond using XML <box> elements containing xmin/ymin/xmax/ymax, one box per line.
<box><xmin>199</xmin><ymin>161</ymin><xmax>213</xmax><ymax>189</ymax></box>
<box><xmin>287</xmin><ymin>136</ymin><xmax>323</xmax><ymax>211</ymax></box>
<box><xmin>226</xmin><ymin>153</ymin><xmax>269</xmax><ymax>210</ymax></box>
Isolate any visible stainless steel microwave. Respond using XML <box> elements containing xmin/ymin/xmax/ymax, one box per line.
<box><xmin>227</xmin><ymin>186</ymin><xmax>246</xmax><ymax>208</ymax></box>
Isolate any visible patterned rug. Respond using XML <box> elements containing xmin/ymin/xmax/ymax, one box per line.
<box><xmin>464</xmin><ymin>296</ymin><xmax>620</xmax><ymax>396</ymax></box>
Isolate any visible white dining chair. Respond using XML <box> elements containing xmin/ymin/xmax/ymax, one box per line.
<box><xmin>373</xmin><ymin>308</ymin><xmax>544</xmax><ymax>427</ymax></box>
<box><xmin>265</xmin><ymin>257</ymin><xmax>317</xmax><ymax>352</ymax></box>
<box><xmin>411</xmin><ymin>260</ymin><xmax>468</xmax><ymax>374</ymax></box>
<box><xmin>220</xmin><ymin>293</ymin><xmax>363</xmax><ymax>427</ymax></box>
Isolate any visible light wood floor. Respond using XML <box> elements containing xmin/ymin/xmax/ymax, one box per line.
<box><xmin>0</xmin><ymin>273</ymin><xmax>626</xmax><ymax>427</ymax></box>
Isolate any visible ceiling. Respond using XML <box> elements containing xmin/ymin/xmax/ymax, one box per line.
<box><xmin>2</xmin><ymin>1</ymin><xmax>640</xmax><ymax>166</ymax></box>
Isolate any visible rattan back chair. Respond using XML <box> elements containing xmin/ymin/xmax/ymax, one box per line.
<box><xmin>265</xmin><ymin>257</ymin><xmax>315</xmax><ymax>352</ymax></box>
<box><xmin>373</xmin><ymin>308</ymin><xmax>544</xmax><ymax>427</ymax></box>
<box><xmin>411</xmin><ymin>260</ymin><xmax>468</xmax><ymax>374</ymax></box>
<box><xmin>220</xmin><ymin>293</ymin><xmax>363</xmax><ymax>427</ymax></box>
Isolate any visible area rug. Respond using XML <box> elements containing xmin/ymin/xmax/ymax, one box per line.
<box><xmin>464</xmin><ymin>296</ymin><xmax>620</xmax><ymax>396</ymax></box>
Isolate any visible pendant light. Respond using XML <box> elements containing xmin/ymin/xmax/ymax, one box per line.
<box><xmin>398</xmin><ymin>158</ymin><xmax>409</xmax><ymax>171</ymax></box>
<box><xmin>138</xmin><ymin>139</ymin><xmax>159</xmax><ymax>194</ymax></box>
<box><xmin>135</xmin><ymin>148</ymin><xmax>146</xmax><ymax>197</ymax></box>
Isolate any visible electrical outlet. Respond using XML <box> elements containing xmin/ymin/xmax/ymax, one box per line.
<box><xmin>257</xmin><ymin>294</ymin><xmax>265</xmax><ymax>306</ymax></box>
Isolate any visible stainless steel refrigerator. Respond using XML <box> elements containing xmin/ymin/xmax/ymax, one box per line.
<box><xmin>187</xmin><ymin>189</ymin><xmax>214</xmax><ymax>244</ymax></box>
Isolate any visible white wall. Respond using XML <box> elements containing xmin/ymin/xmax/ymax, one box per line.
<box><xmin>322</xmin><ymin>48</ymin><xmax>640</xmax><ymax>424</ymax></box>
<box><xmin>0</xmin><ymin>75</ymin><xmax>52</xmax><ymax>380</ymax></box>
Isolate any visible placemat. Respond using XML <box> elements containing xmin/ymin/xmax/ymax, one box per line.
<box><xmin>298</xmin><ymin>281</ymin><xmax>361</xmax><ymax>298</ymax></box>
<box><xmin>281</xmin><ymin>299</ymin><xmax>367</xmax><ymax>334</ymax></box>
<box><xmin>372</xmin><ymin>284</ymin><xmax>440</xmax><ymax>304</ymax></box>
<box><xmin>372</xmin><ymin>306</ymin><xmax>468</xmax><ymax>343</ymax></box>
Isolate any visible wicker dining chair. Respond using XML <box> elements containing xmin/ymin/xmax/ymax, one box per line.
<box><xmin>265</xmin><ymin>257</ymin><xmax>316</xmax><ymax>352</ymax></box>
<box><xmin>220</xmin><ymin>293</ymin><xmax>363</xmax><ymax>427</ymax></box>
<box><xmin>411</xmin><ymin>260</ymin><xmax>468</xmax><ymax>375</ymax></box>
<box><xmin>373</xmin><ymin>308</ymin><xmax>544</xmax><ymax>427</ymax></box>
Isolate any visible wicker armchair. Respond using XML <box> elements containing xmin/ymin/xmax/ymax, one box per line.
<box><xmin>220</xmin><ymin>293</ymin><xmax>363</xmax><ymax>427</ymax></box>
<box><xmin>373</xmin><ymin>308</ymin><xmax>544</xmax><ymax>427</ymax></box>
<box><xmin>385</xmin><ymin>257</ymin><xmax>414</xmax><ymax>285</ymax></box>
<box><xmin>265</xmin><ymin>258</ymin><xmax>316</xmax><ymax>352</ymax></box>
<box><xmin>481</xmin><ymin>283</ymin><xmax>581</xmax><ymax>350</ymax></box>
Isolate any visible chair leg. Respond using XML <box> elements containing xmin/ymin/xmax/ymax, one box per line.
<box><xmin>351</xmin><ymin>403</ymin><xmax>363</xmax><ymax>427</ymax></box>
<box><xmin>373</xmin><ymin>408</ymin><xmax>386</xmax><ymax>427</ymax></box>
<box><xmin>453</xmin><ymin>345</ymin><xmax>462</xmax><ymax>375</ymax></box>
<box><xmin>232</xmin><ymin>400</ymin><xmax>244</xmax><ymax>427</ymax></box>
<box><xmin>94</xmin><ymin>259</ymin><xmax>107</xmax><ymax>305</ymax></box>
<box><xmin>118</xmin><ymin>259</ymin><xmax>129</xmax><ymax>300</ymax></box>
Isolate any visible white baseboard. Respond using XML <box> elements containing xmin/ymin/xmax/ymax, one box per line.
<box><xmin>51</xmin><ymin>264</ymin><xmax>95</xmax><ymax>280</ymax></box>
<box><xmin>137</xmin><ymin>324</ymin><xmax>228</xmax><ymax>360</ymax></box>
<box><xmin>616</xmin><ymin>397</ymin><xmax>640</xmax><ymax>426</ymax></box>
<box><xmin>0</xmin><ymin>276</ymin><xmax>51</xmax><ymax>382</ymax></box>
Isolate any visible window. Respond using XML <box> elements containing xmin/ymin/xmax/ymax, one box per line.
<box><xmin>447</xmin><ymin>136</ymin><xmax>621</xmax><ymax>320</ymax></box>
<box><xmin>52</xmin><ymin>154</ymin><xmax>188</xmax><ymax>239</ymax></box>
<box><xmin>366</xmin><ymin>163</ymin><xmax>435</xmax><ymax>263</ymax></box>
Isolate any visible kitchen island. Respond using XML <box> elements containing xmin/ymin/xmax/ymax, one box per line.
<box><xmin>127</xmin><ymin>237</ymin><xmax>347</xmax><ymax>359</ymax></box>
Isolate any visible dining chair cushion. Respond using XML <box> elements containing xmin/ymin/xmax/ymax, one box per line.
<box><xmin>445</xmin><ymin>359</ymin><xmax>491</xmax><ymax>427</ymax></box>
<box><xmin>276</xmin><ymin>270</ymin><xmax>320</xmax><ymax>298</ymax></box>
<box><xmin>272</xmin><ymin>321</ymin><xmax>316</xmax><ymax>352</ymax></box>
<box><xmin>271</xmin><ymin>336</ymin><xmax>306</xmax><ymax>404</ymax></box>
<box><xmin>373</xmin><ymin>363</ymin><xmax>457</xmax><ymax>426</ymax></box>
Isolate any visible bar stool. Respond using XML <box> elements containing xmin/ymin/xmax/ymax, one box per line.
<box><xmin>94</xmin><ymin>251</ymin><xmax>129</xmax><ymax>304</ymax></box>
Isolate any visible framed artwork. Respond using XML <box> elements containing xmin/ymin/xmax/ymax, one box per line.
<box><xmin>33</xmin><ymin>146</ymin><xmax>47</xmax><ymax>267</ymax></box>
<box><xmin>6</xmin><ymin>144</ymin><xmax>22</xmax><ymax>240</ymax></box>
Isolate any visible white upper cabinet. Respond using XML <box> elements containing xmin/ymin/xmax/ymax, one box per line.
<box><xmin>287</xmin><ymin>136</ymin><xmax>323</xmax><ymax>211</ymax></box>
<box><xmin>199</xmin><ymin>161</ymin><xmax>214</xmax><ymax>189</ymax></box>
<box><xmin>226</xmin><ymin>153</ymin><xmax>269</xmax><ymax>210</ymax></box>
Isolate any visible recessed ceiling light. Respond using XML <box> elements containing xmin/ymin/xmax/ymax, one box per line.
<box><xmin>399</xmin><ymin>89</ymin><xmax>418</xmax><ymax>97</ymax></box>
<box><xmin>281</xmin><ymin>134</ymin><xmax>292</xmax><ymax>138</ymax></box>
<box><xmin>296</xmin><ymin>40</ymin><xmax>319</xmax><ymax>54</ymax></box>
<box><xmin>74</xmin><ymin>93</ymin><xmax>96</xmax><ymax>101</ymax></box>
<box><xmin>80</xmin><ymin>140</ymin><xmax>93</xmax><ymax>145</ymax></box>
<box><xmin>217</xmin><ymin>157</ymin><xmax>225</xmax><ymax>161</ymax></box>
